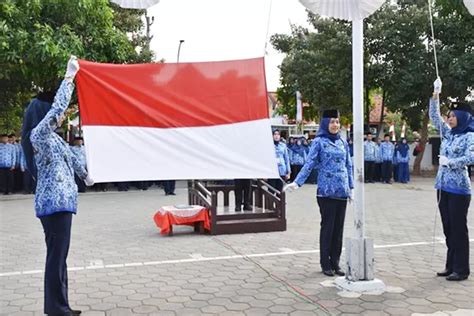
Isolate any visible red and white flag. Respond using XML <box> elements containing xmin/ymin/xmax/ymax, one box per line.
<box><xmin>76</xmin><ymin>58</ymin><xmax>279</xmax><ymax>182</ymax></box>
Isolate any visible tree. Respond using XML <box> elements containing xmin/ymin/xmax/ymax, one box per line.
<box><xmin>272</xmin><ymin>1</ymin><xmax>473</xmax><ymax>174</ymax></box>
<box><xmin>366</xmin><ymin>0</ymin><xmax>473</xmax><ymax>174</ymax></box>
<box><xmin>0</xmin><ymin>0</ymin><xmax>154</xmax><ymax>133</ymax></box>
<box><xmin>271</xmin><ymin>17</ymin><xmax>353</xmax><ymax>121</ymax></box>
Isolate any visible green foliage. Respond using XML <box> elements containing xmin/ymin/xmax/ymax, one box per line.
<box><xmin>271</xmin><ymin>1</ymin><xmax>473</xmax><ymax>130</ymax></box>
<box><xmin>271</xmin><ymin>18</ymin><xmax>352</xmax><ymax>120</ymax></box>
<box><xmin>0</xmin><ymin>0</ymin><xmax>153</xmax><ymax>133</ymax></box>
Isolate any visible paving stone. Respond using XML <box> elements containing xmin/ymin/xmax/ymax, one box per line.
<box><xmin>105</xmin><ymin>308</ymin><xmax>133</xmax><ymax>316</ymax></box>
<box><xmin>201</xmin><ymin>305</ymin><xmax>227</xmax><ymax>313</ymax></box>
<box><xmin>269</xmin><ymin>305</ymin><xmax>296</xmax><ymax>313</ymax></box>
<box><xmin>131</xmin><ymin>305</ymin><xmax>158</xmax><ymax>314</ymax></box>
<box><xmin>1</xmin><ymin>180</ymin><xmax>473</xmax><ymax>316</ymax></box>
<box><xmin>244</xmin><ymin>308</ymin><xmax>270</xmax><ymax>316</ymax></box>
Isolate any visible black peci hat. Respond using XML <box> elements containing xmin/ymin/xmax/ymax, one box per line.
<box><xmin>450</xmin><ymin>101</ymin><xmax>472</xmax><ymax>114</ymax></box>
<box><xmin>322</xmin><ymin>109</ymin><xmax>339</xmax><ymax>118</ymax></box>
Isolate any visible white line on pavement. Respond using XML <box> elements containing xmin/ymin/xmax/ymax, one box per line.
<box><xmin>1</xmin><ymin>239</ymin><xmax>472</xmax><ymax>278</ymax></box>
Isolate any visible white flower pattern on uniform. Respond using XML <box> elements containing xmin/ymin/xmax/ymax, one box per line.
<box><xmin>0</xmin><ymin>143</ymin><xmax>15</xmax><ymax>168</ymax></box>
<box><xmin>30</xmin><ymin>80</ymin><xmax>87</xmax><ymax>217</ymax></box>
<box><xmin>295</xmin><ymin>137</ymin><xmax>354</xmax><ymax>199</ymax></box>
<box><xmin>429</xmin><ymin>98</ymin><xmax>474</xmax><ymax>195</ymax></box>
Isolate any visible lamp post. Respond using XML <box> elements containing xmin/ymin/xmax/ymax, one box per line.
<box><xmin>177</xmin><ymin>40</ymin><xmax>185</xmax><ymax>63</ymax></box>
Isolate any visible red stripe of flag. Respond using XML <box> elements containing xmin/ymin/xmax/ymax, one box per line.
<box><xmin>76</xmin><ymin>58</ymin><xmax>269</xmax><ymax>128</ymax></box>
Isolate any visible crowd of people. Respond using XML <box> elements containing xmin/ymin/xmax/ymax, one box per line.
<box><xmin>0</xmin><ymin>133</ymin><xmax>176</xmax><ymax>196</ymax></box>
<box><xmin>362</xmin><ymin>132</ymin><xmax>412</xmax><ymax>184</ymax></box>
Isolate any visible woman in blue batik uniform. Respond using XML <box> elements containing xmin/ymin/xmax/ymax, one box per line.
<box><xmin>430</xmin><ymin>78</ymin><xmax>473</xmax><ymax>281</ymax></box>
<box><xmin>269</xmin><ymin>129</ymin><xmax>291</xmax><ymax>192</ymax></box>
<box><xmin>21</xmin><ymin>57</ymin><xmax>93</xmax><ymax>315</ymax></box>
<box><xmin>289</xmin><ymin>137</ymin><xmax>307</xmax><ymax>182</ymax></box>
<box><xmin>284</xmin><ymin>110</ymin><xmax>353</xmax><ymax>277</ymax></box>
<box><xmin>396</xmin><ymin>138</ymin><xmax>410</xmax><ymax>183</ymax></box>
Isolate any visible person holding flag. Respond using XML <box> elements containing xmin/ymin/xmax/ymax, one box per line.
<box><xmin>21</xmin><ymin>56</ymin><xmax>94</xmax><ymax>315</ymax></box>
<box><xmin>430</xmin><ymin>78</ymin><xmax>473</xmax><ymax>281</ymax></box>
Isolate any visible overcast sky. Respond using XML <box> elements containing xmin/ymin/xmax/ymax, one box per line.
<box><xmin>147</xmin><ymin>0</ymin><xmax>311</xmax><ymax>91</ymax></box>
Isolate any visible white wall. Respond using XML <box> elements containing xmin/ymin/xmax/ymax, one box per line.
<box><xmin>408</xmin><ymin>143</ymin><xmax>435</xmax><ymax>171</ymax></box>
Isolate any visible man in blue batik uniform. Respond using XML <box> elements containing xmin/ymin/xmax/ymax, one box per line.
<box><xmin>0</xmin><ymin>133</ymin><xmax>16</xmax><ymax>194</ymax></box>
<box><xmin>380</xmin><ymin>134</ymin><xmax>395</xmax><ymax>183</ymax></box>
<box><xmin>364</xmin><ymin>132</ymin><xmax>377</xmax><ymax>183</ymax></box>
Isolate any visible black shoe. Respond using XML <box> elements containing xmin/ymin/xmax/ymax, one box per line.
<box><xmin>446</xmin><ymin>272</ymin><xmax>468</xmax><ymax>281</ymax></box>
<box><xmin>169</xmin><ymin>192</ymin><xmax>176</xmax><ymax>195</ymax></box>
<box><xmin>436</xmin><ymin>269</ymin><xmax>452</xmax><ymax>277</ymax></box>
<box><xmin>70</xmin><ymin>309</ymin><xmax>82</xmax><ymax>315</ymax></box>
<box><xmin>334</xmin><ymin>268</ymin><xmax>345</xmax><ymax>276</ymax></box>
<box><xmin>322</xmin><ymin>269</ymin><xmax>334</xmax><ymax>277</ymax></box>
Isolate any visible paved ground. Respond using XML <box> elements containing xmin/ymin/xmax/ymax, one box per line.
<box><xmin>0</xmin><ymin>178</ymin><xmax>473</xmax><ymax>315</ymax></box>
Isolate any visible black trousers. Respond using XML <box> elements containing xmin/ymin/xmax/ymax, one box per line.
<box><xmin>317</xmin><ymin>197</ymin><xmax>347</xmax><ymax>271</ymax></box>
<box><xmin>0</xmin><ymin>167</ymin><xmax>14</xmax><ymax>194</ymax></box>
<box><xmin>74</xmin><ymin>174</ymin><xmax>86</xmax><ymax>193</ymax></box>
<box><xmin>268</xmin><ymin>177</ymin><xmax>285</xmax><ymax>194</ymax></box>
<box><xmin>290</xmin><ymin>165</ymin><xmax>303</xmax><ymax>182</ymax></box>
<box><xmin>234</xmin><ymin>179</ymin><xmax>252</xmax><ymax>211</ymax></box>
<box><xmin>438</xmin><ymin>190</ymin><xmax>471</xmax><ymax>276</ymax></box>
<box><xmin>116</xmin><ymin>182</ymin><xmax>129</xmax><ymax>191</ymax></box>
<box><xmin>364</xmin><ymin>161</ymin><xmax>375</xmax><ymax>182</ymax></box>
<box><xmin>163</xmin><ymin>180</ymin><xmax>176</xmax><ymax>194</ymax></box>
<box><xmin>40</xmin><ymin>212</ymin><xmax>73</xmax><ymax>315</ymax></box>
<box><xmin>381</xmin><ymin>161</ymin><xmax>392</xmax><ymax>183</ymax></box>
<box><xmin>374</xmin><ymin>163</ymin><xmax>382</xmax><ymax>182</ymax></box>
<box><xmin>23</xmin><ymin>169</ymin><xmax>34</xmax><ymax>193</ymax></box>
<box><xmin>14</xmin><ymin>168</ymin><xmax>23</xmax><ymax>192</ymax></box>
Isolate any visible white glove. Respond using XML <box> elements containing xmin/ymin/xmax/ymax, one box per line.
<box><xmin>348</xmin><ymin>189</ymin><xmax>354</xmax><ymax>203</ymax></box>
<box><xmin>283</xmin><ymin>182</ymin><xmax>299</xmax><ymax>193</ymax></box>
<box><xmin>438</xmin><ymin>155</ymin><xmax>449</xmax><ymax>167</ymax></box>
<box><xmin>65</xmin><ymin>55</ymin><xmax>79</xmax><ymax>81</ymax></box>
<box><xmin>433</xmin><ymin>77</ymin><xmax>442</xmax><ymax>95</ymax></box>
<box><xmin>84</xmin><ymin>174</ymin><xmax>94</xmax><ymax>186</ymax></box>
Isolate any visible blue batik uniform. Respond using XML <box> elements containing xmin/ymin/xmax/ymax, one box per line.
<box><xmin>364</xmin><ymin>140</ymin><xmax>377</xmax><ymax>182</ymax></box>
<box><xmin>396</xmin><ymin>143</ymin><xmax>410</xmax><ymax>183</ymax></box>
<box><xmin>290</xmin><ymin>145</ymin><xmax>307</xmax><ymax>166</ymax></box>
<box><xmin>380</xmin><ymin>142</ymin><xmax>395</xmax><ymax>162</ymax></box>
<box><xmin>295</xmin><ymin>137</ymin><xmax>353</xmax><ymax>199</ymax></box>
<box><xmin>30</xmin><ymin>80</ymin><xmax>87</xmax><ymax>218</ymax></box>
<box><xmin>429</xmin><ymin>97</ymin><xmax>473</xmax><ymax>278</ymax></box>
<box><xmin>364</xmin><ymin>140</ymin><xmax>377</xmax><ymax>162</ymax></box>
<box><xmin>70</xmin><ymin>145</ymin><xmax>87</xmax><ymax>169</ymax></box>
<box><xmin>13</xmin><ymin>143</ymin><xmax>21</xmax><ymax>168</ymax></box>
<box><xmin>0</xmin><ymin>143</ymin><xmax>15</xmax><ymax>168</ymax></box>
<box><xmin>380</xmin><ymin>141</ymin><xmax>395</xmax><ymax>183</ymax></box>
<box><xmin>275</xmin><ymin>142</ymin><xmax>290</xmax><ymax>177</ymax></box>
<box><xmin>374</xmin><ymin>144</ymin><xmax>382</xmax><ymax>163</ymax></box>
<box><xmin>429</xmin><ymin>98</ymin><xmax>474</xmax><ymax>195</ymax></box>
<box><xmin>293</xmin><ymin>114</ymin><xmax>353</xmax><ymax>273</ymax></box>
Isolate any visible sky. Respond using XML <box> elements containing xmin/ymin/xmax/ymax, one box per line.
<box><xmin>147</xmin><ymin>0</ymin><xmax>311</xmax><ymax>91</ymax></box>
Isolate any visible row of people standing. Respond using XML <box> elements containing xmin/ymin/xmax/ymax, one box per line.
<box><xmin>362</xmin><ymin>133</ymin><xmax>411</xmax><ymax>184</ymax></box>
<box><xmin>0</xmin><ymin>133</ymin><xmax>34</xmax><ymax>194</ymax></box>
